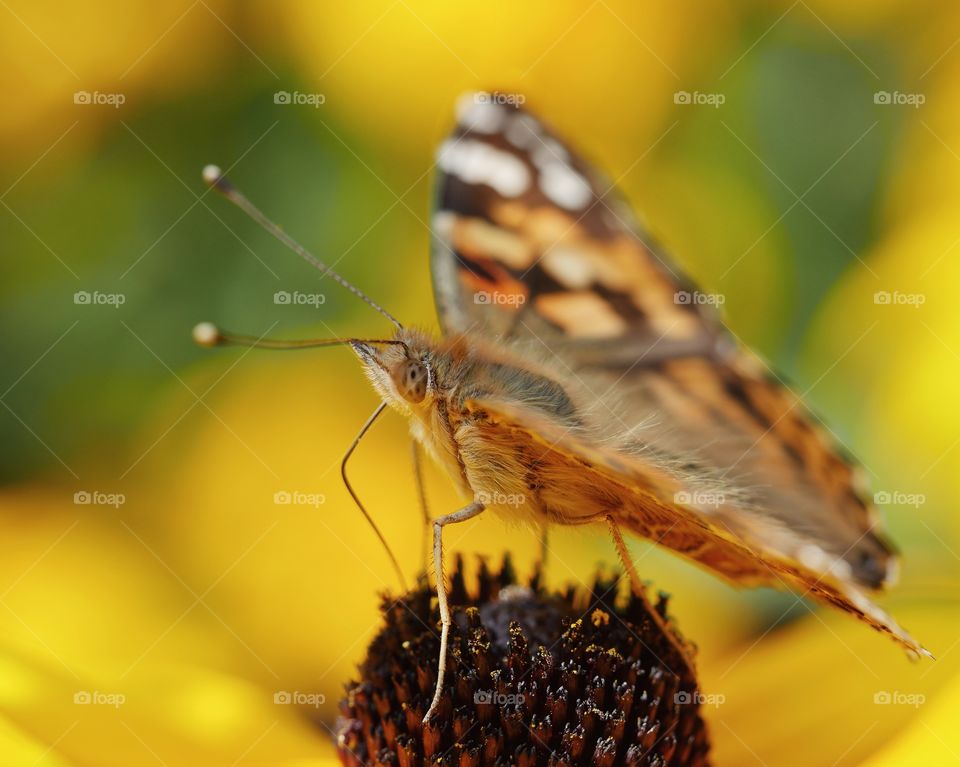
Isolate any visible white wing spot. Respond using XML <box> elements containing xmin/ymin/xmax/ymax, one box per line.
<box><xmin>433</xmin><ymin>210</ymin><xmax>455</xmax><ymax>239</ymax></box>
<box><xmin>531</xmin><ymin>138</ymin><xmax>570</xmax><ymax>168</ymax></box>
<box><xmin>504</xmin><ymin>114</ymin><xmax>542</xmax><ymax>149</ymax></box>
<box><xmin>455</xmin><ymin>94</ymin><xmax>506</xmax><ymax>134</ymax></box>
<box><xmin>540</xmin><ymin>160</ymin><xmax>593</xmax><ymax>210</ymax></box>
<box><xmin>542</xmin><ymin>247</ymin><xmax>595</xmax><ymax>289</ymax></box>
<box><xmin>437</xmin><ymin>139</ymin><xmax>530</xmax><ymax>198</ymax></box>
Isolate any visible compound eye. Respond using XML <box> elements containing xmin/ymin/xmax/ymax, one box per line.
<box><xmin>396</xmin><ymin>360</ymin><xmax>428</xmax><ymax>403</ymax></box>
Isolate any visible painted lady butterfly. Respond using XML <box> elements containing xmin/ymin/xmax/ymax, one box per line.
<box><xmin>197</xmin><ymin>92</ymin><xmax>928</xmax><ymax>724</ymax></box>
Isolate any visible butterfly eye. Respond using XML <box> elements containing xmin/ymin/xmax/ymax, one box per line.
<box><xmin>394</xmin><ymin>360</ymin><xmax>429</xmax><ymax>403</ymax></box>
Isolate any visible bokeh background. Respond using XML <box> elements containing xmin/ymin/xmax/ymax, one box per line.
<box><xmin>2</xmin><ymin>1</ymin><xmax>960</xmax><ymax>765</ymax></box>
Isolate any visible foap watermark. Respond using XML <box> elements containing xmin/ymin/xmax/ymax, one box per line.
<box><xmin>74</xmin><ymin>90</ymin><xmax>125</xmax><ymax>108</ymax></box>
<box><xmin>274</xmin><ymin>690</ymin><xmax>325</xmax><ymax>707</ymax></box>
<box><xmin>674</xmin><ymin>91</ymin><xmax>725</xmax><ymax>108</ymax></box>
<box><xmin>273</xmin><ymin>490</ymin><xmax>326</xmax><ymax>508</ymax></box>
<box><xmin>674</xmin><ymin>290</ymin><xmax>725</xmax><ymax>307</ymax></box>
<box><xmin>474</xmin><ymin>290</ymin><xmax>525</xmax><ymax>306</ymax></box>
<box><xmin>474</xmin><ymin>91</ymin><xmax>526</xmax><ymax>108</ymax></box>
<box><xmin>273</xmin><ymin>90</ymin><xmax>326</xmax><ymax>108</ymax></box>
<box><xmin>874</xmin><ymin>290</ymin><xmax>925</xmax><ymax>307</ymax></box>
<box><xmin>874</xmin><ymin>91</ymin><xmax>925</xmax><ymax>108</ymax></box>
<box><xmin>674</xmin><ymin>490</ymin><xmax>725</xmax><ymax>509</ymax></box>
<box><xmin>74</xmin><ymin>490</ymin><xmax>125</xmax><ymax>508</ymax></box>
<box><xmin>74</xmin><ymin>290</ymin><xmax>126</xmax><ymax>308</ymax></box>
<box><xmin>74</xmin><ymin>690</ymin><xmax>126</xmax><ymax>708</ymax></box>
<box><xmin>675</xmin><ymin>691</ymin><xmax>725</xmax><ymax>708</ymax></box>
<box><xmin>873</xmin><ymin>490</ymin><xmax>926</xmax><ymax>509</ymax></box>
<box><xmin>475</xmin><ymin>490</ymin><xmax>527</xmax><ymax>508</ymax></box>
<box><xmin>873</xmin><ymin>690</ymin><xmax>925</xmax><ymax>708</ymax></box>
<box><xmin>274</xmin><ymin>290</ymin><xmax>326</xmax><ymax>308</ymax></box>
<box><xmin>474</xmin><ymin>690</ymin><xmax>525</xmax><ymax>706</ymax></box>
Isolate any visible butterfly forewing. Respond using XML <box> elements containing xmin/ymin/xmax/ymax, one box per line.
<box><xmin>433</xmin><ymin>98</ymin><xmax>728</xmax><ymax>358</ymax></box>
<box><xmin>431</xmin><ymin>93</ymin><xmax>918</xmax><ymax>653</ymax></box>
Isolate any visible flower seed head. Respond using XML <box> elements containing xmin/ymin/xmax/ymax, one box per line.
<box><xmin>337</xmin><ymin>556</ymin><xmax>711</xmax><ymax>767</ymax></box>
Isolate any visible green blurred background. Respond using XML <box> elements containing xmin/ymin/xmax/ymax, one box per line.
<box><xmin>2</xmin><ymin>1</ymin><xmax>959</xmax><ymax>765</ymax></box>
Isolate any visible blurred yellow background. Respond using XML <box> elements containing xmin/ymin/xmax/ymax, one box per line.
<box><xmin>1</xmin><ymin>1</ymin><xmax>959</xmax><ymax>765</ymax></box>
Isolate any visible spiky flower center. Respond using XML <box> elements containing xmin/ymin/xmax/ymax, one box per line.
<box><xmin>338</xmin><ymin>558</ymin><xmax>710</xmax><ymax>767</ymax></box>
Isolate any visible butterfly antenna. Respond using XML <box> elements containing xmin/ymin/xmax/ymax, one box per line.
<box><xmin>193</xmin><ymin>321</ymin><xmax>409</xmax><ymax>589</ymax></box>
<box><xmin>191</xmin><ymin>322</ymin><xmax>407</xmax><ymax>352</ymax></box>
<box><xmin>202</xmin><ymin>165</ymin><xmax>403</xmax><ymax>331</ymax></box>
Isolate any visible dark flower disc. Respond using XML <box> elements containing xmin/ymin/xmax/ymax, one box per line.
<box><xmin>337</xmin><ymin>556</ymin><xmax>711</xmax><ymax>767</ymax></box>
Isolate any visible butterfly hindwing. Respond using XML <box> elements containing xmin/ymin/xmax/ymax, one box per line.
<box><xmin>460</xmin><ymin>394</ymin><xmax>920</xmax><ymax>655</ymax></box>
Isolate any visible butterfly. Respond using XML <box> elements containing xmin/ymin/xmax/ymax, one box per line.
<box><xmin>196</xmin><ymin>92</ymin><xmax>928</xmax><ymax>725</ymax></box>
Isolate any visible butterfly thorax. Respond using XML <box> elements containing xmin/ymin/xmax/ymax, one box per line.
<box><xmin>352</xmin><ymin>328</ymin><xmax>592</xmax><ymax>512</ymax></box>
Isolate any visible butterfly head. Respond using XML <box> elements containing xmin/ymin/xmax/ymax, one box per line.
<box><xmin>350</xmin><ymin>330</ymin><xmax>437</xmax><ymax>411</ymax></box>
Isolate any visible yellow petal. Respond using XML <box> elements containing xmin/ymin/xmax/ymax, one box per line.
<box><xmin>703</xmin><ymin>597</ymin><xmax>960</xmax><ymax>766</ymax></box>
<box><xmin>863</xmin><ymin>669</ymin><xmax>960</xmax><ymax>765</ymax></box>
<box><xmin>270</xmin><ymin>0</ymin><xmax>736</xmax><ymax>162</ymax></box>
<box><xmin>0</xmin><ymin>490</ymin><xmax>333</xmax><ymax>766</ymax></box>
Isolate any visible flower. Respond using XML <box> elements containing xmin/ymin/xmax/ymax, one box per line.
<box><xmin>337</xmin><ymin>556</ymin><xmax>710</xmax><ymax>767</ymax></box>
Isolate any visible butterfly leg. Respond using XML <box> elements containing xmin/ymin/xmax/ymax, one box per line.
<box><xmin>606</xmin><ymin>515</ymin><xmax>697</xmax><ymax>678</ymax></box>
<box><xmin>411</xmin><ymin>439</ymin><xmax>430</xmax><ymax>566</ymax></box>
<box><xmin>340</xmin><ymin>403</ymin><xmax>407</xmax><ymax>590</ymax></box>
<box><xmin>423</xmin><ymin>500</ymin><xmax>485</xmax><ymax>724</ymax></box>
<box><xmin>538</xmin><ymin>521</ymin><xmax>550</xmax><ymax>572</ymax></box>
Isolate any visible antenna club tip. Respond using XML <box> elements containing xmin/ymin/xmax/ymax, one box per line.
<box><xmin>192</xmin><ymin>322</ymin><xmax>221</xmax><ymax>348</ymax></box>
<box><xmin>202</xmin><ymin>164</ymin><xmax>222</xmax><ymax>184</ymax></box>
<box><xmin>202</xmin><ymin>164</ymin><xmax>234</xmax><ymax>194</ymax></box>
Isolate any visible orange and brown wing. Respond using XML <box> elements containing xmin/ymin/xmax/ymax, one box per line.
<box><xmin>431</xmin><ymin>94</ymin><xmax>727</xmax><ymax>365</ymax></box>
<box><xmin>431</xmin><ymin>94</ymin><xmax>916</xmax><ymax>652</ymax></box>
<box><xmin>462</xmin><ymin>396</ymin><xmax>926</xmax><ymax>658</ymax></box>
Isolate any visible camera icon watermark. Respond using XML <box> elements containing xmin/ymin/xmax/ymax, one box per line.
<box><xmin>74</xmin><ymin>690</ymin><xmax>126</xmax><ymax>707</ymax></box>
<box><xmin>74</xmin><ymin>290</ymin><xmax>126</xmax><ymax>308</ymax></box>
<box><xmin>74</xmin><ymin>90</ymin><xmax>126</xmax><ymax>108</ymax></box>
<box><xmin>273</xmin><ymin>490</ymin><xmax>325</xmax><ymax>508</ymax></box>
<box><xmin>474</xmin><ymin>290</ymin><xmax>526</xmax><ymax>306</ymax></box>
<box><xmin>273</xmin><ymin>290</ymin><xmax>326</xmax><ymax>307</ymax></box>
<box><xmin>674</xmin><ymin>290</ymin><xmax>725</xmax><ymax>307</ymax></box>
<box><xmin>873</xmin><ymin>490</ymin><xmax>925</xmax><ymax>509</ymax></box>
<box><xmin>274</xmin><ymin>690</ymin><xmax>325</xmax><ymax>707</ymax></box>
<box><xmin>475</xmin><ymin>490</ymin><xmax>527</xmax><ymax>508</ymax></box>
<box><xmin>674</xmin><ymin>490</ymin><xmax>725</xmax><ymax>509</ymax></box>
<box><xmin>874</xmin><ymin>91</ymin><xmax>925</xmax><ymax>108</ymax></box>
<box><xmin>873</xmin><ymin>690</ymin><xmax>924</xmax><ymax>707</ymax></box>
<box><xmin>474</xmin><ymin>690</ymin><xmax>525</xmax><ymax>706</ymax></box>
<box><xmin>474</xmin><ymin>91</ymin><xmax>526</xmax><ymax>108</ymax></box>
<box><xmin>873</xmin><ymin>290</ymin><xmax>925</xmax><ymax>307</ymax></box>
<box><xmin>73</xmin><ymin>490</ymin><xmax>126</xmax><ymax>508</ymax></box>
<box><xmin>273</xmin><ymin>91</ymin><xmax>326</xmax><ymax>108</ymax></box>
<box><xmin>674</xmin><ymin>690</ymin><xmax>725</xmax><ymax>707</ymax></box>
<box><xmin>674</xmin><ymin>91</ymin><xmax>726</xmax><ymax>108</ymax></box>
